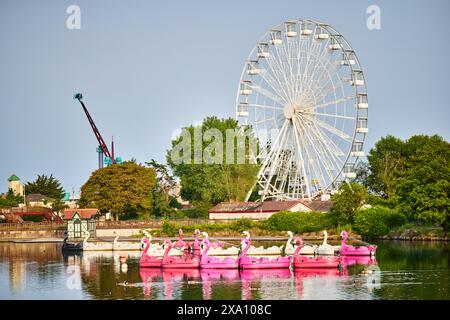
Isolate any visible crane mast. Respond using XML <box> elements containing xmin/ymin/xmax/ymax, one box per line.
<box><xmin>74</xmin><ymin>93</ymin><xmax>115</xmax><ymax>168</ymax></box>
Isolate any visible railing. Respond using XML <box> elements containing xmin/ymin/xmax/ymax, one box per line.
<box><xmin>0</xmin><ymin>222</ymin><xmax>66</xmax><ymax>231</ymax></box>
<box><xmin>96</xmin><ymin>219</ymin><xmax>235</xmax><ymax>229</ymax></box>
<box><xmin>0</xmin><ymin>219</ymin><xmax>237</xmax><ymax>231</ymax></box>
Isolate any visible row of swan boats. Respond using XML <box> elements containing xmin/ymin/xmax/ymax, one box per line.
<box><xmin>140</xmin><ymin>230</ymin><xmax>377</xmax><ymax>270</ymax></box>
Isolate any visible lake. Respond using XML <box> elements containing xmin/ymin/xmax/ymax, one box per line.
<box><xmin>0</xmin><ymin>240</ymin><xmax>448</xmax><ymax>300</ymax></box>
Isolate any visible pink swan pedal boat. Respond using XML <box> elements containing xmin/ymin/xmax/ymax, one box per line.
<box><xmin>340</xmin><ymin>231</ymin><xmax>377</xmax><ymax>256</ymax></box>
<box><xmin>238</xmin><ymin>232</ymin><xmax>292</xmax><ymax>269</ymax></box>
<box><xmin>162</xmin><ymin>239</ymin><xmax>200</xmax><ymax>269</ymax></box>
<box><xmin>139</xmin><ymin>237</ymin><xmax>164</xmax><ymax>268</ymax></box>
<box><xmin>200</xmin><ymin>234</ymin><xmax>239</xmax><ymax>269</ymax></box>
<box><xmin>193</xmin><ymin>229</ymin><xmax>224</xmax><ymax>257</ymax></box>
<box><xmin>293</xmin><ymin>238</ymin><xmax>342</xmax><ymax>269</ymax></box>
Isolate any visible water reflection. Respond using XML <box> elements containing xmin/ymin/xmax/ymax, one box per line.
<box><xmin>0</xmin><ymin>241</ymin><xmax>449</xmax><ymax>300</ymax></box>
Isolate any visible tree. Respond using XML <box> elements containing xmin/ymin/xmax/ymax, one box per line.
<box><xmin>78</xmin><ymin>161</ymin><xmax>156</xmax><ymax>220</ymax></box>
<box><xmin>353</xmin><ymin>161</ymin><xmax>371</xmax><ymax>188</ymax></box>
<box><xmin>395</xmin><ymin>136</ymin><xmax>450</xmax><ymax>230</ymax></box>
<box><xmin>146</xmin><ymin>159</ymin><xmax>178</xmax><ymax>216</ymax></box>
<box><xmin>367</xmin><ymin>135</ymin><xmax>405</xmax><ymax>198</ymax></box>
<box><xmin>330</xmin><ymin>182</ymin><xmax>368</xmax><ymax>225</ymax></box>
<box><xmin>166</xmin><ymin>116</ymin><xmax>260</xmax><ymax>208</ymax></box>
<box><xmin>0</xmin><ymin>189</ymin><xmax>24</xmax><ymax>208</ymax></box>
<box><xmin>25</xmin><ymin>174</ymin><xmax>65</xmax><ymax>200</ymax></box>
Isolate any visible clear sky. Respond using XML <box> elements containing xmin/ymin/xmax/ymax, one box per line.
<box><xmin>1</xmin><ymin>0</ymin><xmax>449</xmax><ymax>193</ymax></box>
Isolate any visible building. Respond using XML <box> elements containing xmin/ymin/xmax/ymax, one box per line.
<box><xmin>63</xmin><ymin>209</ymin><xmax>101</xmax><ymax>239</ymax></box>
<box><xmin>25</xmin><ymin>193</ymin><xmax>54</xmax><ymax>208</ymax></box>
<box><xmin>208</xmin><ymin>200</ymin><xmax>334</xmax><ymax>220</ymax></box>
<box><xmin>7</xmin><ymin>174</ymin><xmax>24</xmax><ymax>197</ymax></box>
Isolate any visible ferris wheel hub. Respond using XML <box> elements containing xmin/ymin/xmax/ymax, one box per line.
<box><xmin>283</xmin><ymin>104</ymin><xmax>295</xmax><ymax>119</ymax></box>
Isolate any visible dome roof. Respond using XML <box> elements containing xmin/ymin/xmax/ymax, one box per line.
<box><xmin>8</xmin><ymin>174</ymin><xmax>20</xmax><ymax>182</ymax></box>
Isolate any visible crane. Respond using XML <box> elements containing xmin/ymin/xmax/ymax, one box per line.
<box><xmin>74</xmin><ymin>93</ymin><xmax>119</xmax><ymax>169</ymax></box>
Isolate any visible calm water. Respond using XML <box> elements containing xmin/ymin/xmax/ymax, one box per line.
<box><xmin>0</xmin><ymin>240</ymin><xmax>448</xmax><ymax>300</ymax></box>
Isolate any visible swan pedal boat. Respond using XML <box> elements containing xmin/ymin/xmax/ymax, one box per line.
<box><xmin>317</xmin><ymin>230</ymin><xmax>340</xmax><ymax>255</ymax></box>
<box><xmin>284</xmin><ymin>231</ymin><xmax>317</xmax><ymax>255</ymax></box>
<box><xmin>239</xmin><ymin>231</ymin><xmax>292</xmax><ymax>269</ymax></box>
<box><xmin>340</xmin><ymin>231</ymin><xmax>377</xmax><ymax>256</ymax></box>
<box><xmin>162</xmin><ymin>239</ymin><xmax>200</xmax><ymax>269</ymax></box>
<box><xmin>293</xmin><ymin>238</ymin><xmax>342</xmax><ymax>269</ymax></box>
<box><xmin>200</xmin><ymin>234</ymin><xmax>239</xmax><ymax>269</ymax></box>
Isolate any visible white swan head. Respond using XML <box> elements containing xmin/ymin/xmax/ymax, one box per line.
<box><xmin>287</xmin><ymin>231</ymin><xmax>293</xmax><ymax>238</ymax></box>
<box><xmin>202</xmin><ymin>232</ymin><xmax>209</xmax><ymax>238</ymax></box>
<box><xmin>241</xmin><ymin>231</ymin><xmax>250</xmax><ymax>239</ymax></box>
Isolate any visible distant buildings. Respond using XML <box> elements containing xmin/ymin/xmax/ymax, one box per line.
<box><xmin>208</xmin><ymin>199</ymin><xmax>334</xmax><ymax>220</ymax></box>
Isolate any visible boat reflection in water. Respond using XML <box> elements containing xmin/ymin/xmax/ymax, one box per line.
<box><xmin>240</xmin><ymin>268</ymin><xmax>293</xmax><ymax>300</ymax></box>
<box><xmin>137</xmin><ymin>256</ymin><xmax>380</xmax><ymax>300</ymax></box>
<box><xmin>200</xmin><ymin>269</ymin><xmax>240</xmax><ymax>300</ymax></box>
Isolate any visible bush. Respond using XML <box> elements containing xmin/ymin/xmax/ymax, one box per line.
<box><xmin>230</xmin><ymin>218</ymin><xmax>255</xmax><ymax>231</ymax></box>
<box><xmin>353</xmin><ymin>206</ymin><xmax>406</xmax><ymax>237</ymax></box>
<box><xmin>262</xmin><ymin>211</ymin><xmax>335</xmax><ymax>234</ymax></box>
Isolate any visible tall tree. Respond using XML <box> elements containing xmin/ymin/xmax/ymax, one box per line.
<box><xmin>396</xmin><ymin>136</ymin><xmax>450</xmax><ymax>230</ymax></box>
<box><xmin>353</xmin><ymin>161</ymin><xmax>371</xmax><ymax>188</ymax></box>
<box><xmin>25</xmin><ymin>174</ymin><xmax>65</xmax><ymax>200</ymax></box>
<box><xmin>167</xmin><ymin>116</ymin><xmax>259</xmax><ymax>208</ymax></box>
<box><xmin>79</xmin><ymin>161</ymin><xmax>156</xmax><ymax>220</ymax></box>
<box><xmin>367</xmin><ymin>135</ymin><xmax>406</xmax><ymax>198</ymax></box>
<box><xmin>145</xmin><ymin>159</ymin><xmax>179</xmax><ymax>216</ymax></box>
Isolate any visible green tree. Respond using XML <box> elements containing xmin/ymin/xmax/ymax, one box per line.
<box><xmin>145</xmin><ymin>159</ymin><xmax>179</xmax><ymax>216</ymax></box>
<box><xmin>367</xmin><ymin>135</ymin><xmax>406</xmax><ymax>198</ymax></box>
<box><xmin>354</xmin><ymin>161</ymin><xmax>371</xmax><ymax>188</ymax></box>
<box><xmin>25</xmin><ymin>174</ymin><xmax>65</xmax><ymax>200</ymax></box>
<box><xmin>395</xmin><ymin>136</ymin><xmax>450</xmax><ymax>230</ymax></box>
<box><xmin>79</xmin><ymin>161</ymin><xmax>156</xmax><ymax>220</ymax></box>
<box><xmin>0</xmin><ymin>189</ymin><xmax>24</xmax><ymax>208</ymax></box>
<box><xmin>167</xmin><ymin>116</ymin><xmax>259</xmax><ymax>208</ymax></box>
<box><xmin>330</xmin><ymin>182</ymin><xmax>368</xmax><ymax>225</ymax></box>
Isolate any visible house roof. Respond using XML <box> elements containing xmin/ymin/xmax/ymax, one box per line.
<box><xmin>63</xmin><ymin>209</ymin><xmax>100</xmax><ymax>220</ymax></box>
<box><xmin>303</xmin><ymin>200</ymin><xmax>334</xmax><ymax>212</ymax></box>
<box><xmin>209</xmin><ymin>201</ymin><xmax>305</xmax><ymax>213</ymax></box>
<box><xmin>8</xmin><ymin>174</ymin><xmax>20</xmax><ymax>182</ymax></box>
<box><xmin>26</xmin><ymin>193</ymin><xmax>54</xmax><ymax>202</ymax></box>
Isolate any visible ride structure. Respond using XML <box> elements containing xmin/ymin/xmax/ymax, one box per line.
<box><xmin>236</xmin><ymin>19</ymin><xmax>369</xmax><ymax>201</ymax></box>
<box><xmin>73</xmin><ymin>93</ymin><xmax>122</xmax><ymax>169</ymax></box>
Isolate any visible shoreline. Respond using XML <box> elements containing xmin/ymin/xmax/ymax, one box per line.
<box><xmin>1</xmin><ymin>235</ymin><xmax>449</xmax><ymax>243</ymax></box>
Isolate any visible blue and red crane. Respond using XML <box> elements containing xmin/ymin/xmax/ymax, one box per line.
<box><xmin>74</xmin><ymin>93</ymin><xmax>121</xmax><ymax>169</ymax></box>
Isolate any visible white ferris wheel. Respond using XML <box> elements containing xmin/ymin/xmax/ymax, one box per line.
<box><xmin>236</xmin><ymin>19</ymin><xmax>369</xmax><ymax>201</ymax></box>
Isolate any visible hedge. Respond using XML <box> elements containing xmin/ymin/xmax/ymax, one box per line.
<box><xmin>353</xmin><ymin>206</ymin><xmax>406</xmax><ymax>237</ymax></box>
<box><xmin>261</xmin><ymin>211</ymin><xmax>335</xmax><ymax>233</ymax></box>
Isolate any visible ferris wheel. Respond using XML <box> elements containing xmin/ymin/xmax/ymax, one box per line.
<box><xmin>236</xmin><ymin>19</ymin><xmax>369</xmax><ymax>201</ymax></box>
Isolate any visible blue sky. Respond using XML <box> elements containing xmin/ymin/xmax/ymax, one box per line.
<box><xmin>1</xmin><ymin>0</ymin><xmax>449</xmax><ymax>193</ymax></box>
